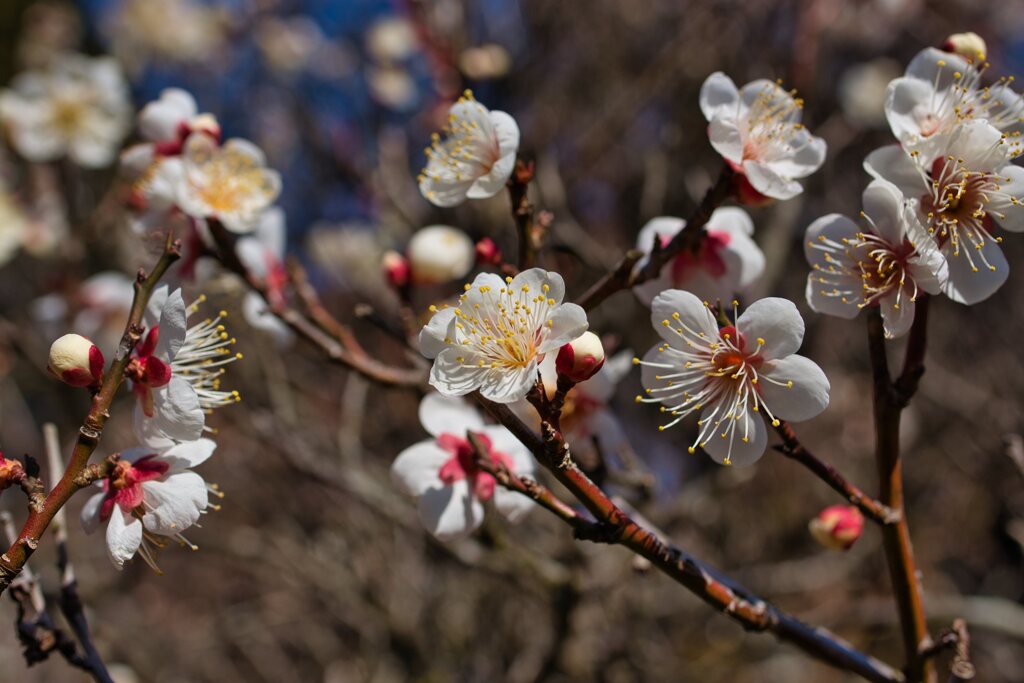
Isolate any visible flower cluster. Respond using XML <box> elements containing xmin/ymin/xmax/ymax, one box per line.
<box><xmin>806</xmin><ymin>34</ymin><xmax>1024</xmax><ymax>312</ymax></box>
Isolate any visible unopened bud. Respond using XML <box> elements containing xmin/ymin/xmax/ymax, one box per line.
<box><xmin>941</xmin><ymin>32</ymin><xmax>987</xmax><ymax>62</ymax></box>
<box><xmin>0</xmin><ymin>453</ymin><xmax>25</xmax><ymax>489</ymax></box>
<box><xmin>809</xmin><ymin>505</ymin><xmax>864</xmax><ymax>551</ymax></box>
<box><xmin>48</xmin><ymin>333</ymin><xmax>104</xmax><ymax>389</ymax></box>
<box><xmin>382</xmin><ymin>250</ymin><xmax>411</xmax><ymax>289</ymax></box>
<box><xmin>407</xmin><ymin>225</ymin><xmax>474</xmax><ymax>284</ymax></box>
<box><xmin>475</xmin><ymin>237</ymin><xmax>502</xmax><ymax>265</ymax></box>
<box><xmin>189</xmin><ymin>113</ymin><xmax>222</xmax><ymax>140</ymax></box>
<box><xmin>556</xmin><ymin>331</ymin><xmax>605</xmax><ymax>383</ymax></box>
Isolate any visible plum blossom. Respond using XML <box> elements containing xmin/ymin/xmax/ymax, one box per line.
<box><xmin>884</xmin><ymin>45</ymin><xmax>1024</xmax><ymax>156</ymax></box>
<box><xmin>419</xmin><ymin>268</ymin><xmax>588</xmax><ymax>403</ymax></box>
<box><xmin>47</xmin><ymin>333</ymin><xmax>104</xmax><ymax>388</ymax></box>
<box><xmin>865</xmin><ymin>119</ymin><xmax>1024</xmax><ymax>303</ymax></box>
<box><xmin>418</xmin><ymin>90</ymin><xmax>520</xmax><ymax>207</ymax></box>
<box><xmin>236</xmin><ymin>207</ymin><xmax>294</xmax><ymax>347</ymax></box>
<box><xmin>0</xmin><ymin>54</ymin><xmax>130</xmax><ymax>167</ymax></box>
<box><xmin>130</xmin><ymin>287</ymin><xmax>241</xmax><ymax>449</ymax></box>
<box><xmin>636</xmin><ymin>291</ymin><xmax>829</xmax><ymax>466</ymax></box>
<box><xmin>633</xmin><ymin>208</ymin><xmax>765</xmax><ymax>306</ymax></box>
<box><xmin>121</xmin><ymin>88</ymin><xmax>220</xmax><ymax>179</ymax></box>
<box><xmin>81</xmin><ymin>439</ymin><xmax>216</xmax><ymax>570</ymax></box>
<box><xmin>391</xmin><ymin>394</ymin><xmax>535</xmax><ymax>541</ymax></box>
<box><xmin>699</xmin><ymin>72</ymin><xmax>826</xmax><ymax>201</ymax></box>
<box><xmin>174</xmin><ymin>134</ymin><xmax>282</xmax><ymax>234</ymax></box>
<box><xmin>804</xmin><ymin>179</ymin><xmax>946</xmax><ymax>338</ymax></box>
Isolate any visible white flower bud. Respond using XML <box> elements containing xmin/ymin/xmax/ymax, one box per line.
<box><xmin>407</xmin><ymin>225</ymin><xmax>475</xmax><ymax>284</ymax></box>
<box><xmin>942</xmin><ymin>32</ymin><xmax>987</xmax><ymax>62</ymax></box>
<box><xmin>48</xmin><ymin>333</ymin><xmax>104</xmax><ymax>388</ymax></box>
<box><xmin>556</xmin><ymin>331</ymin><xmax>605</xmax><ymax>383</ymax></box>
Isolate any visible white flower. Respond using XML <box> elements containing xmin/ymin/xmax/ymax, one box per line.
<box><xmin>419</xmin><ymin>268</ymin><xmax>588</xmax><ymax>403</ymax></box>
<box><xmin>81</xmin><ymin>439</ymin><xmax>216</xmax><ymax>570</ymax></box>
<box><xmin>108</xmin><ymin>0</ymin><xmax>225</xmax><ymax>70</ymax></box>
<box><xmin>418</xmin><ymin>91</ymin><xmax>520</xmax><ymax>207</ymax></box>
<box><xmin>865</xmin><ymin>119</ymin><xmax>1024</xmax><ymax>303</ymax></box>
<box><xmin>236</xmin><ymin>207</ymin><xmax>294</xmax><ymax>347</ymax></box>
<box><xmin>174</xmin><ymin>134</ymin><xmax>282</xmax><ymax>234</ymax></box>
<box><xmin>129</xmin><ymin>287</ymin><xmax>241</xmax><ymax>449</ymax></box>
<box><xmin>391</xmin><ymin>394</ymin><xmax>535</xmax><ymax>541</ymax></box>
<box><xmin>633</xmin><ymin>208</ymin><xmax>765</xmax><ymax>306</ymax></box>
<box><xmin>636</xmin><ymin>291</ymin><xmax>829</xmax><ymax>466</ymax></box>
<box><xmin>0</xmin><ymin>54</ymin><xmax>130</xmax><ymax>167</ymax></box>
<box><xmin>407</xmin><ymin>225</ymin><xmax>475</xmax><ymax>284</ymax></box>
<box><xmin>884</xmin><ymin>46</ymin><xmax>1024</xmax><ymax>155</ymax></box>
<box><xmin>699</xmin><ymin>72</ymin><xmax>826</xmax><ymax>200</ymax></box>
<box><xmin>804</xmin><ymin>179</ymin><xmax>946</xmax><ymax>338</ymax></box>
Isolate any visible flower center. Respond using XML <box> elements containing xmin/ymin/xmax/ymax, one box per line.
<box><xmin>667</xmin><ymin>230</ymin><xmax>731</xmax><ymax>283</ymax></box>
<box><xmin>192</xmin><ymin>147</ymin><xmax>275</xmax><ymax>214</ymax></box>
<box><xmin>100</xmin><ymin>455</ymin><xmax>169</xmax><ymax>520</ymax></box>
<box><xmin>436</xmin><ymin>431</ymin><xmax>512</xmax><ymax>501</ymax></box>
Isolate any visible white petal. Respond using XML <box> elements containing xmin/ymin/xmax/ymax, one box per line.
<box><xmin>736</xmin><ymin>298</ymin><xmax>805</xmax><ymax>360</ymax></box>
<box><xmin>742</xmin><ymin>160</ymin><xmax>802</xmax><ymax>200</ymax></box>
<box><xmin>139</xmin><ymin>88</ymin><xmax>197</xmax><ymax>142</ymax></box>
<box><xmin>477</xmin><ymin>364</ymin><xmax>537</xmax><ymax>404</ymax></box>
<box><xmin>805</xmin><ymin>272</ymin><xmax>862</xmax><ymax>320</ymax></box>
<box><xmin>489</xmin><ymin>110</ymin><xmax>520</xmax><ymax>157</ymax></box>
<box><xmin>429</xmin><ymin>348</ymin><xmax>488</xmax><ymax>397</ymax></box>
<box><xmin>941</xmin><ymin>241</ymin><xmax>1009</xmax><ymax>304</ymax></box>
<box><xmin>708</xmin><ymin>117</ymin><xmax>744</xmax><ymax>165</ymax></box>
<box><xmin>757</xmin><ymin>354</ymin><xmax>830</xmax><ymax>422</ymax></box>
<box><xmin>990</xmin><ymin>165</ymin><xmax>1024</xmax><ymax>233</ymax></box>
<box><xmin>879</xmin><ymin>292</ymin><xmax>915</xmax><ymax>339</ymax></box>
<box><xmin>391</xmin><ymin>441</ymin><xmax>449</xmax><ymax>496</ymax></box>
<box><xmin>160</xmin><ymin>438</ymin><xmax>217</xmax><ymax>471</ymax></box>
<box><xmin>81</xmin><ymin>492</ymin><xmax>105</xmax><ymax>535</ymax></box>
<box><xmin>884</xmin><ymin>77</ymin><xmax>941</xmax><ymax>144</ymax></box>
<box><xmin>155</xmin><ymin>289</ymin><xmax>187</xmax><ymax>360</ymax></box>
<box><xmin>467</xmin><ymin>152</ymin><xmax>515</xmax><ymax>198</ymax></box>
<box><xmin>418</xmin><ymin>307</ymin><xmax>457</xmax><ymax>359</ymax></box>
<box><xmin>512</xmin><ymin>268</ymin><xmax>565</xmax><ymax>305</ymax></box>
<box><xmin>767</xmin><ymin>131</ymin><xmax>826</xmax><ymax>179</ymax></box>
<box><xmin>699</xmin><ymin>405</ymin><xmax>767</xmax><ymax>467</ymax></box>
<box><xmin>134</xmin><ymin>377</ymin><xmax>205</xmax><ymax>448</ymax></box>
<box><xmin>636</xmin><ymin>216</ymin><xmax>685</xmax><ymax>253</ymax></box>
<box><xmin>862</xmin><ymin>179</ymin><xmax>907</xmax><ymax>245</ymax></box>
<box><xmin>141</xmin><ymin>472</ymin><xmax>207</xmax><ymax>536</ymax></box>
<box><xmin>419</xmin><ymin>392</ymin><xmax>484</xmax><ymax>438</ymax></box>
<box><xmin>418</xmin><ymin>480</ymin><xmax>484</xmax><ymax>541</ymax></box>
<box><xmin>539</xmin><ymin>303</ymin><xmax>588</xmax><ymax>352</ymax></box>
<box><xmin>419</xmin><ymin>173</ymin><xmax>474</xmax><ymax>208</ymax></box>
<box><xmin>106</xmin><ymin>509</ymin><xmax>142</xmax><ymax>570</ymax></box>
<box><xmin>482</xmin><ymin>425</ymin><xmax>536</xmax><ymax>478</ymax></box>
<box><xmin>863</xmin><ymin>145</ymin><xmax>926</xmax><ymax>198</ymax></box>
<box><xmin>650</xmin><ymin>289</ymin><xmax>719</xmax><ymax>348</ymax></box>
<box><xmin>709</xmin><ymin>207</ymin><xmax>754</xmax><ymax>236</ymax></box>
<box><xmin>699</xmin><ymin>72</ymin><xmax>740</xmax><ymax>121</ymax></box>
<box><xmin>906</xmin><ymin>48</ymin><xmax>971</xmax><ymax>88</ymax></box>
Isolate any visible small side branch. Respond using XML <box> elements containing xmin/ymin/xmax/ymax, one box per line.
<box><xmin>772</xmin><ymin>421</ymin><xmax>898</xmax><ymax>525</ymax></box>
<box><xmin>208</xmin><ymin>221</ymin><xmax>427</xmax><ymax>388</ymax></box>
<box><xmin>575</xmin><ymin>166</ymin><xmax>733</xmax><ymax>310</ymax></box>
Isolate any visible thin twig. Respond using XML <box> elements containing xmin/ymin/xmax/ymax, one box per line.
<box><xmin>575</xmin><ymin>165</ymin><xmax>733</xmax><ymax>310</ymax></box>
<box><xmin>867</xmin><ymin>308</ymin><xmax>934</xmax><ymax>683</ymax></box>
<box><xmin>208</xmin><ymin>221</ymin><xmax>427</xmax><ymax>388</ymax></box>
<box><xmin>45</xmin><ymin>424</ymin><xmax>114</xmax><ymax>683</ymax></box>
<box><xmin>772</xmin><ymin>421</ymin><xmax>898</xmax><ymax>525</ymax></box>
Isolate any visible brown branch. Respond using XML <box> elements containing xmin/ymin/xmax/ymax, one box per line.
<box><xmin>207</xmin><ymin>221</ymin><xmax>427</xmax><ymax>389</ymax></box>
<box><xmin>0</xmin><ymin>233</ymin><xmax>181</xmax><ymax>596</ymax></box>
<box><xmin>867</xmin><ymin>308</ymin><xmax>934</xmax><ymax>683</ymax></box>
<box><xmin>508</xmin><ymin>158</ymin><xmax>543</xmax><ymax>269</ymax></box>
<box><xmin>475</xmin><ymin>395</ymin><xmax>905</xmax><ymax>683</ymax></box>
<box><xmin>946</xmin><ymin>619</ymin><xmax>974</xmax><ymax>682</ymax></box>
<box><xmin>575</xmin><ymin>165</ymin><xmax>734</xmax><ymax>310</ymax></box>
<box><xmin>772</xmin><ymin>421</ymin><xmax>898</xmax><ymax>525</ymax></box>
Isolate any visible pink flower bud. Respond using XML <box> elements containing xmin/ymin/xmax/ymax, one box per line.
<box><xmin>555</xmin><ymin>331</ymin><xmax>605</xmax><ymax>383</ymax></box>
<box><xmin>0</xmin><ymin>453</ymin><xmax>25</xmax><ymax>489</ymax></box>
<box><xmin>47</xmin><ymin>333</ymin><xmax>104</xmax><ymax>389</ymax></box>
<box><xmin>941</xmin><ymin>32</ymin><xmax>987</xmax><ymax>62</ymax></box>
<box><xmin>475</xmin><ymin>237</ymin><xmax>502</xmax><ymax>265</ymax></box>
<box><xmin>809</xmin><ymin>505</ymin><xmax>864</xmax><ymax>551</ymax></box>
<box><xmin>382</xmin><ymin>250</ymin><xmax>411</xmax><ymax>288</ymax></box>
